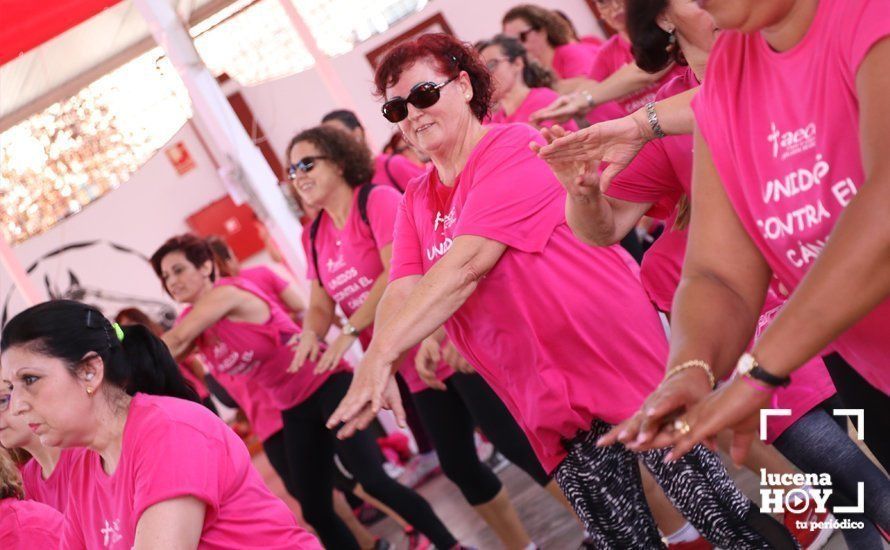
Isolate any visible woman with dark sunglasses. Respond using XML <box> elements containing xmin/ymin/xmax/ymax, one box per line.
<box><xmin>502</xmin><ymin>4</ymin><xmax>600</xmax><ymax>84</ymax></box>
<box><xmin>476</xmin><ymin>35</ymin><xmax>578</xmax><ymax>131</ymax></box>
<box><xmin>152</xmin><ymin>234</ymin><xmax>462</xmax><ymax>550</ymax></box>
<box><xmin>320</xmin><ymin>109</ymin><xmax>426</xmax><ymax>194</ymax></box>
<box><xmin>327</xmin><ymin>32</ymin><xmax>796</xmax><ymax>549</ymax></box>
<box><xmin>287</xmin><ymin>125</ymin><xmax>557</xmax><ymax>550</ymax></box>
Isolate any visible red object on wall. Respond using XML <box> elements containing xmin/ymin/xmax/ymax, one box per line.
<box><xmin>0</xmin><ymin>0</ymin><xmax>123</xmax><ymax>66</ymax></box>
<box><xmin>187</xmin><ymin>196</ymin><xmax>264</xmax><ymax>261</ymax></box>
<box><xmin>165</xmin><ymin>142</ymin><xmax>197</xmax><ymax>175</ymax></box>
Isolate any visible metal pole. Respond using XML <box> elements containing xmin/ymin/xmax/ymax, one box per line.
<box><xmin>134</xmin><ymin>0</ymin><xmax>308</xmax><ymax>285</ymax></box>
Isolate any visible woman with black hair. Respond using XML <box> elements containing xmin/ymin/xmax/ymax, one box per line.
<box><xmin>152</xmin><ymin>235</ymin><xmax>462</xmax><ymax>550</ymax></box>
<box><xmin>477</xmin><ymin>35</ymin><xmax>576</xmax><ymax>130</ymax></box>
<box><xmin>0</xmin><ymin>300</ymin><xmax>320</xmax><ymax>549</ymax></box>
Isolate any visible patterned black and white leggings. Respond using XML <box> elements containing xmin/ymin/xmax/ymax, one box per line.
<box><xmin>556</xmin><ymin>420</ymin><xmax>798</xmax><ymax>549</ymax></box>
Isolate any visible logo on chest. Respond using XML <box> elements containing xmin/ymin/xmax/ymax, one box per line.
<box><xmin>326</xmin><ymin>252</ymin><xmax>346</xmax><ymax>273</ymax></box>
<box><xmin>427</xmin><ymin>207</ymin><xmax>457</xmax><ymax>261</ymax></box>
<box><xmin>767</xmin><ymin>122</ymin><xmax>817</xmax><ymax>160</ymax></box>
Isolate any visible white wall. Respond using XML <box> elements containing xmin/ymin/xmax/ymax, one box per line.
<box><xmin>243</xmin><ymin>0</ymin><xmax>603</xmax><ymax>159</ymax></box>
<box><xmin>5</xmin><ymin>0</ymin><xmax>600</xmax><ymax>321</ymax></box>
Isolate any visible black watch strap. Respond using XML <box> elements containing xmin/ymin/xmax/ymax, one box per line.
<box><xmin>747</xmin><ymin>366</ymin><xmax>791</xmax><ymax>388</ymax></box>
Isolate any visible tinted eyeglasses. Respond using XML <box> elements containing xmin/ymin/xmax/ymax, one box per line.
<box><xmin>485</xmin><ymin>57</ymin><xmax>511</xmax><ymax>71</ymax></box>
<box><xmin>288</xmin><ymin>156</ymin><xmax>329</xmax><ymax>180</ymax></box>
<box><xmin>381</xmin><ymin>76</ymin><xmax>458</xmax><ymax>123</ymax></box>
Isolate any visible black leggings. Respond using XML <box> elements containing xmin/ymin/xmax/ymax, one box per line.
<box><xmin>823</xmin><ymin>352</ymin><xmax>890</xmax><ymax>470</ymax></box>
<box><xmin>413</xmin><ymin>372</ymin><xmax>550</xmax><ymax>504</ymax></box>
<box><xmin>281</xmin><ymin>372</ymin><xmax>457</xmax><ymax>550</ymax></box>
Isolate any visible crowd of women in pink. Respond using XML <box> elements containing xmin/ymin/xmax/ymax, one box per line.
<box><xmin>0</xmin><ymin>1</ymin><xmax>887</xmax><ymax>549</ymax></box>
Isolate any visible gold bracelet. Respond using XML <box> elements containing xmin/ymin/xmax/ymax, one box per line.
<box><xmin>664</xmin><ymin>359</ymin><xmax>716</xmax><ymax>389</ymax></box>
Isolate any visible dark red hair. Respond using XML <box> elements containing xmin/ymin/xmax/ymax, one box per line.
<box><xmin>374</xmin><ymin>33</ymin><xmax>492</xmax><ymax>122</ymax></box>
<box><xmin>149</xmin><ymin>233</ymin><xmax>217</xmax><ymax>296</ymax></box>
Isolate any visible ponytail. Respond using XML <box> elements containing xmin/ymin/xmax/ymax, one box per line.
<box><xmin>1</xmin><ymin>300</ymin><xmax>199</xmax><ymax>403</ymax></box>
<box><xmin>117</xmin><ymin>324</ymin><xmax>200</xmax><ymax>401</ymax></box>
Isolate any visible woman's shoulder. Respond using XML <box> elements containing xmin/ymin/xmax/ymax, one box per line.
<box><xmin>0</xmin><ymin>497</ymin><xmax>63</xmax><ymax>530</ymax></box>
<box><xmin>127</xmin><ymin>393</ymin><xmax>225</xmax><ymax>443</ymax></box>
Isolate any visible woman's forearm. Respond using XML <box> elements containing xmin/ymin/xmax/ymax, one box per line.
<box><xmin>565</xmin><ymin>193</ymin><xmax>618</xmax><ymax>246</ymax></box>
<box><xmin>669</xmin><ymin>272</ymin><xmax>766</xmax><ymax>378</ymax></box>
<box><xmin>302</xmin><ymin>302</ymin><xmax>334</xmax><ymax>339</ymax></box>
<box><xmin>367</xmin><ymin>239</ymin><xmax>504</xmax><ymax>364</ymax></box>
<box><xmin>581</xmin><ymin>63</ymin><xmax>666</xmax><ymax>107</ymax></box>
<box><xmin>346</xmin><ymin>272</ymin><xmax>389</xmax><ymax>331</ymax></box>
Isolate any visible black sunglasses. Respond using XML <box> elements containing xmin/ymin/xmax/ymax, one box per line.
<box><xmin>288</xmin><ymin>156</ymin><xmax>329</xmax><ymax>180</ymax></box>
<box><xmin>518</xmin><ymin>27</ymin><xmax>538</xmax><ymax>42</ymax></box>
<box><xmin>381</xmin><ymin>75</ymin><xmax>458</xmax><ymax>123</ymax></box>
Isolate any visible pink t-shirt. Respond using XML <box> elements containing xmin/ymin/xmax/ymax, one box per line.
<box><xmin>190</xmin><ymin>277</ymin><xmax>344</xmax><ymax>410</ymax></box>
<box><xmin>216</xmin><ymin>371</ymin><xmax>284</xmax><ymax>442</ymax></box>
<box><xmin>390</xmin><ymin>124</ymin><xmax>669</xmax><ymax>472</ymax></box>
<box><xmin>610</xmin><ymin>68</ymin><xmax>835</xmax><ymax>439</ymax></box>
<box><xmin>586</xmin><ymin>35</ymin><xmax>684</xmax><ymax>124</ymax></box>
<box><xmin>692</xmin><ymin>0</ymin><xmax>890</xmax><ymax>393</ymax></box>
<box><xmin>552</xmin><ymin>42</ymin><xmax>599</xmax><ymax>79</ymax></box>
<box><xmin>607</xmin><ymin>68</ymin><xmax>697</xmax><ymax>312</ymax></box>
<box><xmin>240</xmin><ymin>265</ymin><xmax>290</xmax><ymax>305</ymax></box>
<box><xmin>306</xmin><ymin>185</ymin><xmax>453</xmax><ymax>393</ymax></box>
<box><xmin>374</xmin><ymin>153</ymin><xmax>427</xmax><ymax>193</ymax></box>
<box><xmin>0</xmin><ymin>497</ymin><xmax>63</xmax><ymax>549</ymax></box>
<box><xmin>20</xmin><ymin>447</ymin><xmax>83</xmax><ymax>513</ymax></box>
<box><xmin>488</xmin><ymin>87</ymin><xmax>579</xmax><ymax>131</ymax></box>
<box><xmin>62</xmin><ymin>393</ymin><xmax>321</xmax><ymax>549</ymax></box>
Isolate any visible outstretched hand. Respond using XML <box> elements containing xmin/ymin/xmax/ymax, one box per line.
<box><xmin>661</xmin><ymin>376</ymin><xmax>770</xmax><ymax>464</ymax></box>
<box><xmin>529</xmin><ymin>93</ymin><xmax>588</xmax><ymax>124</ymax></box>
<box><xmin>533</xmin><ymin>110</ymin><xmax>654</xmax><ymax>190</ymax></box>
<box><xmin>326</xmin><ymin>353</ymin><xmax>405</xmax><ymax>439</ymax></box>
<box><xmin>531</xmin><ymin>125</ymin><xmax>601</xmax><ymax>199</ymax></box>
<box><xmin>415</xmin><ymin>336</ymin><xmax>447</xmax><ymax>390</ymax></box>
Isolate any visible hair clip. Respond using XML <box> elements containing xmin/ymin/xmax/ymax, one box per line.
<box><xmin>111</xmin><ymin>322</ymin><xmax>125</xmax><ymax>343</ymax></box>
<box><xmin>85</xmin><ymin>310</ymin><xmax>101</xmax><ymax>328</ymax></box>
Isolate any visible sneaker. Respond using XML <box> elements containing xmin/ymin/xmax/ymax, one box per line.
<box><xmin>405</xmin><ymin>529</ymin><xmax>432</xmax><ymax>550</ymax></box>
<box><xmin>666</xmin><ymin>537</ymin><xmax>713</xmax><ymax>549</ymax></box>
<box><xmin>784</xmin><ymin>502</ymin><xmax>834</xmax><ymax>550</ymax></box>
<box><xmin>399</xmin><ymin>452</ymin><xmax>441</xmax><ymax>488</ymax></box>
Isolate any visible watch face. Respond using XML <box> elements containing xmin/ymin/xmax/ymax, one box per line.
<box><xmin>737</xmin><ymin>354</ymin><xmax>755</xmax><ymax>376</ymax></box>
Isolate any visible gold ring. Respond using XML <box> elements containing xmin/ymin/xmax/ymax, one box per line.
<box><xmin>673</xmin><ymin>418</ymin><xmax>691</xmax><ymax>435</ymax></box>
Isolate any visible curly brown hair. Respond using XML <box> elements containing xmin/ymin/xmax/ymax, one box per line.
<box><xmin>374</xmin><ymin>33</ymin><xmax>493</xmax><ymax>123</ymax></box>
<box><xmin>0</xmin><ymin>447</ymin><xmax>24</xmax><ymax>500</ymax></box>
<box><xmin>502</xmin><ymin>5</ymin><xmax>574</xmax><ymax>47</ymax></box>
<box><xmin>287</xmin><ymin>125</ymin><xmax>374</xmax><ymax>188</ymax></box>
